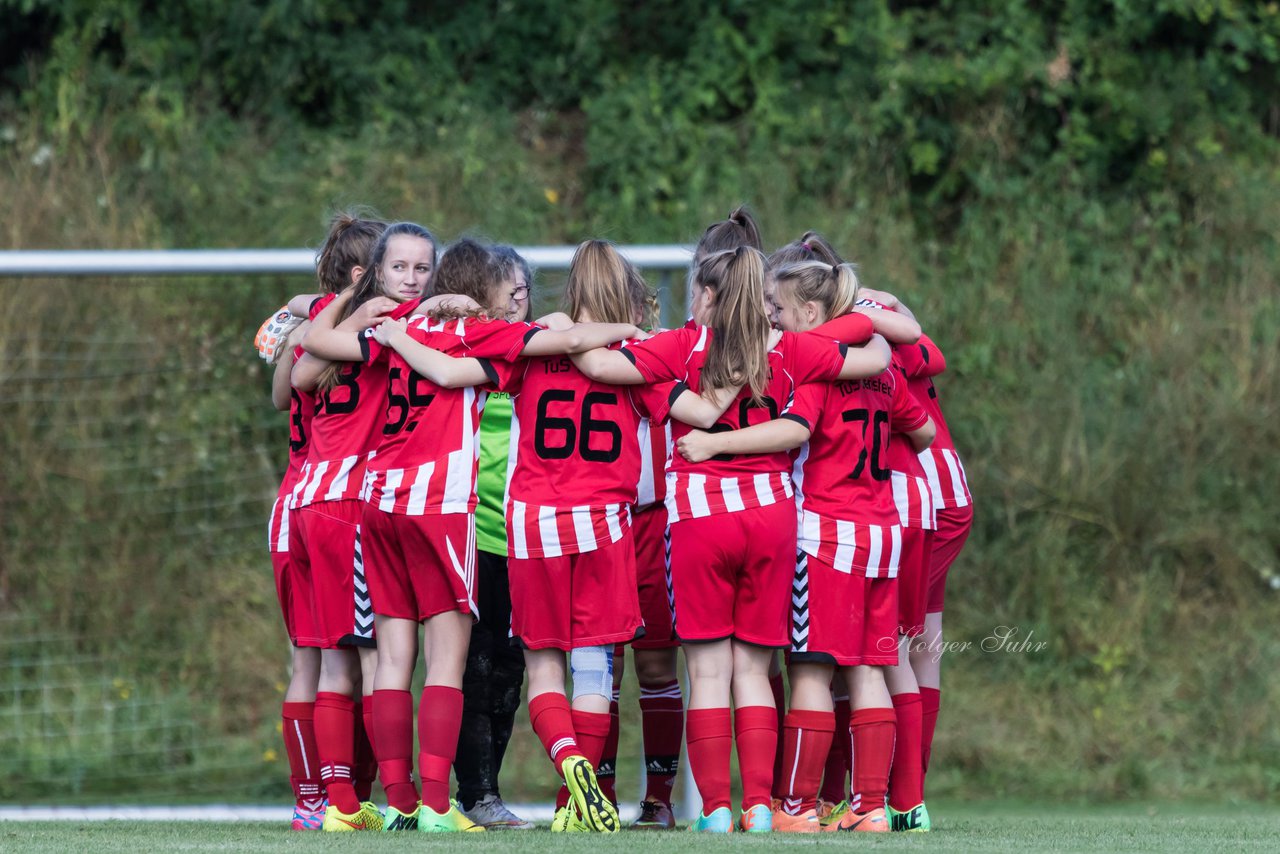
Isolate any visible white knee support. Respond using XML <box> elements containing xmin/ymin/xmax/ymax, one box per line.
<box><xmin>569</xmin><ymin>644</ymin><xmax>614</xmax><ymax>702</ymax></box>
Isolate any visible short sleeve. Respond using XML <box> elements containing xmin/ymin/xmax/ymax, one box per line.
<box><xmin>480</xmin><ymin>357</ymin><xmax>522</xmax><ymax>394</ymax></box>
<box><xmin>390</xmin><ymin>298</ymin><xmax>422</xmax><ymax>319</ymax></box>
<box><xmin>359</xmin><ymin>326</ymin><xmax>386</xmax><ymax>364</ymax></box>
<box><xmin>787</xmin><ymin>331</ymin><xmax>849</xmax><ymax>385</ymax></box>
<box><xmin>307</xmin><ymin>292</ymin><xmax>338</xmax><ymax>321</ymax></box>
<box><xmin>806</xmin><ymin>312</ymin><xmax>874</xmax><ymax>347</ymax></box>
<box><xmin>623</xmin><ymin>327</ymin><xmax>698</xmax><ymax>384</ymax></box>
<box><xmin>781</xmin><ymin>382</ymin><xmax>825</xmax><ymax>432</ymax></box>
<box><xmin>629</xmin><ymin>380</ymin><xmax>682</xmax><ymax>424</ymax></box>
<box><xmin>461</xmin><ymin>318</ymin><xmax>539</xmax><ymax>362</ymax></box>
<box><xmin>890</xmin><ymin>373</ymin><xmax>929</xmax><ymax>433</ymax></box>
<box><xmin>895</xmin><ymin>333</ymin><xmax>947</xmax><ymax>379</ymax></box>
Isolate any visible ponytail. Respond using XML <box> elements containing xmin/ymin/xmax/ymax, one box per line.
<box><xmin>314</xmin><ymin>209</ymin><xmax>388</xmax><ymax>293</ymax></box>
<box><xmin>693</xmin><ymin>204</ymin><xmax>764</xmax><ymax>264</ymax></box>
<box><xmin>697</xmin><ymin>246</ymin><xmax>772</xmax><ymax>404</ymax></box>
<box><xmin>771</xmin><ymin>260</ymin><xmax>862</xmax><ymax>325</ymax></box>
<box><xmin>767</xmin><ymin>230</ymin><xmax>844</xmax><ymax>268</ymax></box>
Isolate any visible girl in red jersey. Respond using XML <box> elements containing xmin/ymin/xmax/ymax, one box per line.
<box><xmin>290</xmin><ymin>221</ymin><xmax>437</xmax><ymax>831</ymax></box>
<box><xmin>678</xmin><ymin>259</ymin><xmax>936</xmax><ymax>833</ymax></box>
<box><xmin>303</xmin><ymin>237</ymin><xmax>657</xmax><ymax>833</ymax></box>
<box><xmin>262</xmin><ymin>213</ymin><xmax>388</xmax><ymax>831</ymax></box>
<box><xmin>385</xmin><ymin>239</ymin><xmax>744</xmax><ymax>833</ymax></box>
<box><xmin>571</xmin><ymin>246</ymin><xmax>893</xmax><ymax>833</ymax></box>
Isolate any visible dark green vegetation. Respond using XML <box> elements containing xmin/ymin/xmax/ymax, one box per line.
<box><xmin>1</xmin><ymin>1</ymin><xmax>1277</xmax><ymax>803</ymax></box>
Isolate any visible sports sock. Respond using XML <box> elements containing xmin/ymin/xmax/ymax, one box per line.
<box><xmin>282</xmin><ymin>701</ymin><xmax>324</xmax><ymax>811</ymax></box>
<box><xmin>418</xmin><ymin>686</ymin><xmax>464</xmax><ymax>814</ymax></box>
<box><xmin>314</xmin><ymin>691</ymin><xmax>360</xmax><ymax>814</ymax></box>
<box><xmin>639</xmin><ymin>679</ymin><xmax>683</xmax><ymax>805</ymax></box>
<box><xmin>779</xmin><ymin>709</ymin><xmax>835</xmax><ymax>814</ymax></box>
<box><xmin>920</xmin><ymin>686</ymin><xmax>941</xmax><ymax>780</ymax></box>
<box><xmin>819</xmin><ymin>695</ymin><xmax>851</xmax><ymax>804</ymax></box>
<box><xmin>685</xmin><ymin>707</ymin><xmax>732</xmax><ymax>813</ymax></box>
<box><xmin>353</xmin><ymin>696</ymin><xmax>376</xmax><ymax>802</ymax></box>
<box><xmin>372</xmin><ymin>689</ymin><xmax>418</xmax><ymax>814</ymax></box>
<box><xmin>888</xmin><ymin>693</ymin><xmax>923</xmax><ymax>810</ymax></box>
<box><xmin>850</xmin><ymin>706</ymin><xmax>895</xmax><ymax>814</ymax></box>
<box><xmin>529</xmin><ymin>692</ymin><xmax>580</xmax><ymax>770</ymax></box>
<box><xmin>735</xmin><ymin>705</ymin><xmax>778</xmax><ymax>812</ymax></box>
<box><xmin>597</xmin><ymin>689</ymin><xmax>621</xmax><ymax>804</ymax></box>
<box><xmin>769</xmin><ymin>671</ymin><xmax>786</xmax><ymax>799</ymax></box>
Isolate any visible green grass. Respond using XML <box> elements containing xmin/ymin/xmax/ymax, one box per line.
<box><xmin>4</xmin><ymin>803</ymin><xmax>1280</xmax><ymax>853</ymax></box>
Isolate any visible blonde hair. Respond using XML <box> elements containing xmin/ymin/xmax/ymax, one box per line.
<box><xmin>696</xmin><ymin>246</ymin><xmax>773</xmax><ymax>404</ymax></box>
<box><xmin>564</xmin><ymin>240</ymin><xmax>658</xmax><ymax>328</ymax></box>
<box><xmin>767</xmin><ymin>230</ymin><xmax>844</xmax><ymax>268</ymax></box>
<box><xmin>771</xmin><ymin>260</ymin><xmax>862</xmax><ymax>325</ymax></box>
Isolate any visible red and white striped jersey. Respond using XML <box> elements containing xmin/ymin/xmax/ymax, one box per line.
<box><xmin>269</xmin><ymin>297</ymin><xmax>332</xmax><ymax>549</ymax></box>
<box><xmin>361</xmin><ymin>315</ymin><xmax>534</xmax><ymax>516</ymax></box>
<box><xmin>503</xmin><ymin>344</ymin><xmax>674</xmax><ymax>559</ymax></box>
<box><xmin>621</xmin><ymin>319</ymin><xmax>873</xmax><ymax>524</ymax></box>
<box><xmin>895</xmin><ymin>334</ymin><xmax>971</xmax><ymax>509</ymax></box>
<box><xmin>887</xmin><ymin>351</ymin><xmax>936</xmax><ymax>530</ymax></box>
<box><xmin>289</xmin><ymin>297</ymin><xmax>419</xmax><ymax>509</ymax></box>
<box><xmin>788</xmin><ymin>370</ymin><xmax>926</xmax><ymax>576</ymax></box>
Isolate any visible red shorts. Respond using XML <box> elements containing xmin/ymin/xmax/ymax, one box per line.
<box><xmin>896</xmin><ymin>527</ymin><xmax>934</xmax><ymax>638</ymax></box>
<box><xmin>631</xmin><ymin>506</ymin><xmax>677</xmax><ymax>650</ymax></box>
<box><xmin>927</xmin><ymin>504</ymin><xmax>973</xmax><ymax>614</ymax></box>
<box><xmin>668</xmin><ymin>501</ymin><xmax>796</xmax><ymax>647</ymax></box>
<box><xmin>509</xmin><ymin>530</ymin><xmax>643</xmax><ymax>650</ymax></box>
<box><xmin>790</xmin><ymin>551</ymin><xmax>898</xmax><ymax>667</ymax></box>
<box><xmin>362</xmin><ymin>506</ymin><xmax>477</xmax><ymax>623</ymax></box>
<box><xmin>271</xmin><ymin>550</ymin><xmax>319</xmax><ymax>647</ymax></box>
<box><xmin>294</xmin><ymin>501</ymin><xmax>375</xmax><ymax>649</ymax></box>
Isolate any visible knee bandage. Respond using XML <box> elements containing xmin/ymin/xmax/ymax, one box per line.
<box><xmin>569</xmin><ymin>645</ymin><xmax>614</xmax><ymax>702</ymax></box>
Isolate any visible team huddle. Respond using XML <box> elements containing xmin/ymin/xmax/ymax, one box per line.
<box><xmin>255</xmin><ymin>207</ymin><xmax>972</xmax><ymax>835</ymax></box>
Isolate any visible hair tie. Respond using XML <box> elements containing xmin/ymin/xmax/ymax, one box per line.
<box><xmin>801</xmin><ymin>241</ymin><xmax>812</xmax><ymax>252</ymax></box>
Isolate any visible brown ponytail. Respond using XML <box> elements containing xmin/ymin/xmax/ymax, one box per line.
<box><xmin>693</xmin><ymin>205</ymin><xmax>764</xmax><ymax>264</ymax></box>
<box><xmin>697</xmin><ymin>246</ymin><xmax>773</xmax><ymax>404</ymax></box>
<box><xmin>314</xmin><ymin>209</ymin><xmax>388</xmax><ymax>293</ymax></box>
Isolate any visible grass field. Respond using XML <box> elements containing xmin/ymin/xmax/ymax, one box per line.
<box><xmin>4</xmin><ymin>802</ymin><xmax>1279</xmax><ymax>853</ymax></box>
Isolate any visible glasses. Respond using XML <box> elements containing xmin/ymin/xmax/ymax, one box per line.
<box><xmin>513</xmin><ymin>286</ymin><xmax>530</xmax><ymax>299</ymax></box>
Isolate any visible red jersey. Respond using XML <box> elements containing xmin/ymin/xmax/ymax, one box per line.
<box><xmin>503</xmin><ymin>346</ymin><xmax>674</xmax><ymax>559</ymax></box>
<box><xmin>887</xmin><ymin>349</ymin><xmax>935</xmax><ymax>530</ymax></box>
<box><xmin>269</xmin><ymin>294</ymin><xmax>335</xmax><ymax>549</ymax></box>
<box><xmin>289</xmin><ymin>297</ymin><xmax>419</xmax><ymax>509</ymax></box>
<box><xmin>788</xmin><ymin>370</ymin><xmax>928</xmax><ymax>577</ymax></box>
<box><xmin>895</xmin><ymin>334</ymin><xmax>971</xmax><ymax>509</ymax></box>
<box><xmin>621</xmin><ymin>319</ymin><xmax>872</xmax><ymax>523</ymax></box>
<box><xmin>361</xmin><ymin>315</ymin><xmax>535</xmax><ymax>516</ymax></box>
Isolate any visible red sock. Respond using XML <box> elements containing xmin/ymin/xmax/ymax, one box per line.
<box><xmin>282</xmin><ymin>701</ymin><xmax>324</xmax><ymax>811</ymax></box>
<box><xmin>639</xmin><ymin>679</ymin><xmax>683</xmax><ymax>805</ymax></box>
<box><xmin>417</xmin><ymin>686</ymin><xmax>464</xmax><ymax>814</ymax></box>
<box><xmin>888</xmin><ymin>692</ymin><xmax>924</xmax><ymax>810</ymax></box>
<box><xmin>596</xmin><ymin>693</ymin><xmax>620</xmax><ymax>804</ymax></box>
<box><xmin>353</xmin><ymin>697</ymin><xmax>376</xmax><ymax>802</ymax></box>
<box><xmin>850</xmin><ymin>706</ymin><xmax>895</xmax><ymax>814</ymax></box>
<box><xmin>819</xmin><ymin>696</ymin><xmax>851</xmax><ymax>804</ymax></box>
<box><xmin>779</xmin><ymin>709</ymin><xmax>835</xmax><ymax>814</ymax></box>
<box><xmin>554</xmin><ymin>707</ymin><xmax>612</xmax><ymax>809</ymax></box>
<box><xmin>735</xmin><ymin>705</ymin><xmax>778</xmax><ymax>812</ymax></box>
<box><xmin>314</xmin><ymin>691</ymin><xmax>359</xmax><ymax>814</ymax></box>
<box><xmin>371</xmin><ymin>689</ymin><xmax>417</xmax><ymax>814</ymax></box>
<box><xmin>529</xmin><ymin>692</ymin><xmax>580</xmax><ymax>770</ymax></box>
<box><xmin>769</xmin><ymin>672</ymin><xmax>786</xmax><ymax>799</ymax></box>
<box><xmin>920</xmin><ymin>687</ymin><xmax>941</xmax><ymax>781</ymax></box>
<box><xmin>686</xmin><ymin>707</ymin><xmax>732</xmax><ymax>813</ymax></box>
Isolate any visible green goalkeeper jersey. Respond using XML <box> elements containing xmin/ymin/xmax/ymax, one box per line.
<box><xmin>475</xmin><ymin>391</ymin><xmax>512</xmax><ymax>555</ymax></box>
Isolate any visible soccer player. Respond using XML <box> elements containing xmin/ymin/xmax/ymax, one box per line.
<box><xmin>259</xmin><ymin>212</ymin><xmax>387</xmax><ymax>830</ymax></box>
<box><xmin>291</xmin><ymin>222</ymin><xmax>437</xmax><ymax>831</ymax></box>
<box><xmin>675</xmin><ymin>258</ymin><xmax>935</xmax><ymax>833</ymax></box>
<box><xmin>570</xmin><ymin>246</ymin><xmax>893</xmax><ymax>833</ymax></box>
